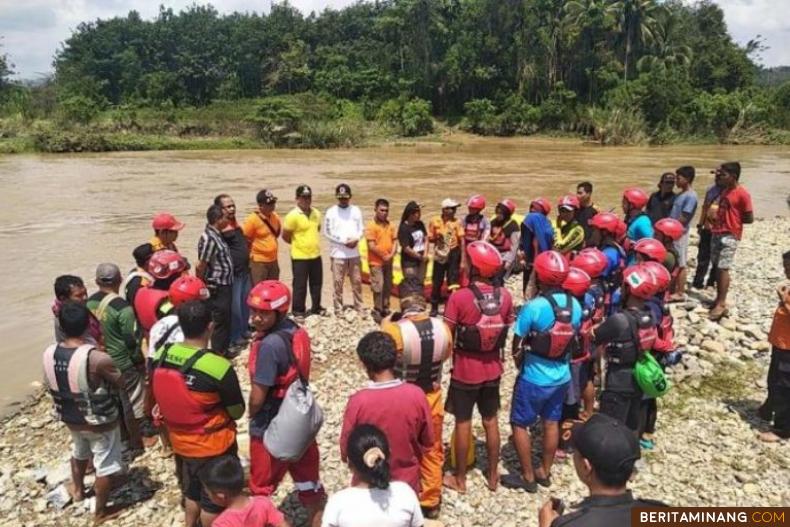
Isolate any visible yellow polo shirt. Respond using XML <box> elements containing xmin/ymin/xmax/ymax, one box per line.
<box><xmin>283</xmin><ymin>207</ymin><xmax>322</xmax><ymax>260</ymax></box>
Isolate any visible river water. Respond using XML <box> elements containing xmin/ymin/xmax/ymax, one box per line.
<box><xmin>1</xmin><ymin>137</ymin><xmax>788</xmax><ymax>413</ymax></box>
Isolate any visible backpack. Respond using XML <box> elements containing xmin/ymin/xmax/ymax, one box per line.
<box><xmin>525</xmin><ymin>292</ymin><xmax>577</xmax><ymax>361</ymax></box>
<box><xmin>454</xmin><ymin>283</ymin><xmax>509</xmax><ymax>354</ymax></box>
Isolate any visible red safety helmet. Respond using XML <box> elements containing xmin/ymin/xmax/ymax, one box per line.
<box><xmin>534</xmin><ymin>250</ymin><xmax>570</xmax><ymax>286</ymax></box>
<box><xmin>247</xmin><ymin>280</ymin><xmax>291</xmax><ymax>314</ymax></box>
<box><xmin>467</xmin><ymin>194</ymin><xmax>486</xmax><ymax>210</ymax></box>
<box><xmin>147</xmin><ymin>250</ymin><xmax>188</xmax><ymax>280</ymax></box>
<box><xmin>497</xmin><ymin>199</ymin><xmax>517</xmax><ymax>215</ymax></box>
<box><xmin>654</xmin><ymin>218</ymin><xmax>685</xmax><ymax>241</ymax></box>
<box><xmin>466</xmin><ymin>241</ymin><xmax>502</xmax><ymax>278</ymax></box>
<box><xmin>589</xmin><ymin>212</ymin><xmax>620</xmax><ymax>235</ymax></box>
<box><xmin>530</xmin><ymin>197</ymin><xmax>552</xmax><ymax>215</ymax></box>
<box><xmin>623</xmin><ymin>188</ymin><xmax>649</xmax><ymax>209</ymax></box>
<box><xmin>643</xmin><ymin>261</ymin><xmax>672</xmax><ymax>292</ymax></box>
<box><xmin>634</xmin><ymin>238</ymin><xmax>667</xmax><ymax>263</ymax></box>
<box><xmin>558</xmin><ymin>195</ymin><xmax>580</xmax><ymax>210</ymax></box>
<box><xmin>563</xmin><ymin>267</ymin><xmax>591</xmax><ymax>298</ymax></box>
<box><xmin>572</xmin><ymin>248</ymin><xmax>608</xmax><ymax>278</ymax></box>
<box><xmin>169</xmin><ymin>276</ymin><xmax>209</xmax><ymax>308</ymax></box>
<box><xmin>622</xmin><ymin>264</ymin><xmax>661</xmax><ymax>299</ymax></box>
<box><xmin>615</xmin><ymin>219</ymin><xmax>628</xmax><ymax>240</ymax></box>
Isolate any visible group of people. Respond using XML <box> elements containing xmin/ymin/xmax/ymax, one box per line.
<box><xmin>42</xmin><ymin>159</ymin><xmax>787</xmax><ymax>527</ymax></box>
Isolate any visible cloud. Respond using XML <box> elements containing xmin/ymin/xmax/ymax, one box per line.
<box><xmin>714</xmin><ymin>0</ymin><xmax>790</xmax><ymax>67</ymax></box>
<box><xmin>0</xmin><ymin>5</ymin><xmax>57</xmax><ymax>31</ymax></box>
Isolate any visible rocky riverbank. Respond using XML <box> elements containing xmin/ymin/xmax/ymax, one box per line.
<box><xmin>2</xmin><ymin>217</ymin><xmax>788</xmax><ymax>526</ymax></box>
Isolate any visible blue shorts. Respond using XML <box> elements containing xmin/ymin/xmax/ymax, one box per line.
<box><xmin>510</xmin><ymin>378</ymin><xmax>569</xmax><ymax>428</ymax></box>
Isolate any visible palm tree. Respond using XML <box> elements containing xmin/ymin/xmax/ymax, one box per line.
<box><xmin>636</xmin><ymin>20</ymin><xmax>692</xmax><ymax>74</ymax></box>
<box><xmin>611</xmin><ymin>0</ymin><xmax>661</xmax><ymax>81</ymax></box>
<box><xmin>564</xmin><ymin>0</ymin><xmax>619</xmax><ymax>100</ymax></box>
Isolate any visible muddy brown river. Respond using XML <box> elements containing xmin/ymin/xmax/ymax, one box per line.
<box><xmin>1</xmin><ymin>137</ymin><xmax>788</xmax><ymax>414</ymax></box>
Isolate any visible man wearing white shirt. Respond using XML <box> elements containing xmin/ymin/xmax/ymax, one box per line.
<box><xmin>324</xmin><ymin>183</ymin><xmax>365</xmax><ymax>314</ymax></box>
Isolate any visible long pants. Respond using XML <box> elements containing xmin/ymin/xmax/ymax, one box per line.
<box><xmin>208</xmin><ymin>284</ymin><xmax>232</xmax><ymax>356</ymax></box>
<box><xmin>249</xmin><ymin>437</ymin><xmax>326</xmax><ymax>506</ymax></box>
<box><xmin>370</xmin><ymin>263</ymin><xmax>393</xmax><ymax>314</ymax></box>
<box><xmin>420</xmin><ymin>388</ymin><xmax>444</xmax><ymax>509</ymax></box>
<box><xmin>759</xmin><ymin>347</ymin><xmax>790</xmax><ymax>438</ymax></box>
<box><xmin>639</xmin><ymin>397</ymin><xmax>658</xmax><ymax>436</ymax></box>
<box><xmin>331</xmin><ymin>257</ymin><xmax>364</xmax><ymax>312</ymax></box>
<box><xmin>230</xmin><ymin>271</ymin><xmax>251</xmax><ymax>344</ymax></box>
<box><xmin>250</xmin><ymin>260</ymin><xmax>280</xmax><ymax>285</ymax></box>
<box><xmin>600</xmin><ymin>390</ymin><xmax>642</xmax><ymax>433</ymax></box>
<box><xmin>693</xmin><ymin>228</ymin><xmax>718</xmax><ymax>288</ymax></box>
<box><xmin>431</xmin><ymin>247</ymin><xmax>461</xmax><ymax>307</ymax></box>
<box><xmin>292</xmin><ymin>257</ymin><xmax>323</xmax><ymax>315</ymax></box>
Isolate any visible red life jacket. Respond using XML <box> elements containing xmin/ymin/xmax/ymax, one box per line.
<box><xmin>463</xmin><ymin>214</ymin><xmax>485</xmax><ymax>242</ymax></box>
<box><xmin>573</xmin><ymin>304</ymin><xmax>593</xmax><ymax>364</ymax></box>
<box><xmin>489</xmin><ymin>219</ymin><xmax>518</xmax><ymax>254</ymax></box>
<box><xmin>152</xmin><ymin>347</ymin><xmax>230</xmax><ymax>434</ymax></box>
<box><xmin>653</xmin><ymin>305</ymin><xmax>676</xmax><ymax>354</ymax></box>
<box><xmin>133</xmin><ymin>287</ymin><xmax>169</xmax><ymax>334</ymax></box>
<box><xmin>454</xmin><ymin>283</ymin><xmax>509</xmax><ymax>355</ymax></box>
<box><xmin>249</xmin><ymin>327</ymin><xmax>312</xmax><ymax>399</ymax></box>
<box><xmin>525</xmin><ymin>292</ymin><xmax>577</xmax><ymax>361</ymax></box>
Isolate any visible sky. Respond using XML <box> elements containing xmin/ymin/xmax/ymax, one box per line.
<box><xmin>1</xmin><ymin>0</ymin><xmax>787</xmax><ymax>80</ymax></box>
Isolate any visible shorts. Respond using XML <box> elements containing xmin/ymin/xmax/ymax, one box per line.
<box><xmin>673</xmin><ymin>231</ymin><xmax>690</xmax><ymax>268</ymax></box>
<box><xmin>445</xmin><ymin>379</ymin><xmax>501</xmax><ymax>421</ymax></box>
<box><xmin>565</xmin><ymin>360</ymin><xmax>592</xmax><ymax>406</ymax></box>
<box><xmin>121</xmin><ymin>367</ymin><xmax>146</xmax><ymax>420</ymax></box>
<box><xmin>175</xmin><ymin>443</ymin><xmax>238</xmax><ymax>514</ymax></box>
<box><xmin>710</xmin><ymin>233</ymin><xmax>738</xmax><ymax>270</ymax></box>
<box><xmin>510</xmin><ymin>378</ymin><xmax>569</xmax><ymax>428</ymax></box>
<box><xmin>70</xmin><ymin>425</ymin><xmax>124</xmax><ymax>478</ymax></box>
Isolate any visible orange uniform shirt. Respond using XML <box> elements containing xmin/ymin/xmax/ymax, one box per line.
<box><xmin>365</xmin><ymin>219</ymin><xmax>396</xmax><ymax>267</ymax></box>
<box><xmin>242</xmin><ymin>211</ymin><xmax>281</xmax><ymax>263</ymax></box>
<box><xmin>769</xmin><ymin>281</ymin><xmax>790</xmax><ymax>350</ymax></box>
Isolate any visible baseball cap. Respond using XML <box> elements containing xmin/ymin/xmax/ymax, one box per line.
<box><xmin>441</xmin><ymin>198</ymin><xmax>460</xmax><ymax>209</ymax></box>
<box><xmin>296</xmin><ymin>184</ymin><xmax>312</xmax><ymax>198</ymax></box>
<box><xmin>572</xmin><ymin>413</ymin><xmax>640</xmax><ymax>477</ymax></box>
<box><xmin>152</xmin><ymin>212</ymin><xmax>185</xmax><ymax>231</ymax></box>
<box><xmin>336</xmin><ymin>183</ymin><xmax>352</xmax><ymax>198</ymax></box>
<box><xmin>96</xmin><ymin>263</ymin><xmax>122</xmax><ymax>285</ymax></box>
<box><xmin>257</xmin><ymin>189</ymin><xmax>278</xmax><ymax>205</ymax></box>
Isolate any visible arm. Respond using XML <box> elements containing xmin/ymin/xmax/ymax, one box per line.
<box><xmin>339</xmin><ymin>399</ymin><xmax>355</xmax><ymax>463</ymax></box>
<box><xmin>241</xmin><ymin>216</ymin><xmax>256</xmax><ymax>244</ymax></box>
<box><xmin>119</xmin><ymin>306</ymin><xmax>140</xmax><ymax>361</ymax></box>
<box><xmin>323</xmin><ymin>208</ymin><xmax>345</xmax><ymax>244</ymax></box>
<box><xmin>195</xmin><ymin>261</ymin><xmax>208</xmax><ymax>281</ymax></box>
<box><xmin>743</xmin><ymin>211</ymin><xmax>754</xmax><ymax>224</ymax></box>
<box><xmin>196</xmin><ymin>234</ymin><xmax>215</xmax><ymax>281</ymax></box>
<box><xmin>282</xmin><ymin>212</ymin><xmax>294</xmax><ymax>244</ymax></box>
<box><xmin>502</xmin><ymin>229</ymin><xmax>520</xmax><ymax>266</ymax></box>
<box><xmin>248</xmin><ymin>382</ymin><xmax>269</xmax><ymax>419</ymax></box>
<box><xmin>282</xmin><ymin>230</ymin><xmax>293</xmax><ymax>244</ymax></box>
<box><xmin>218</xmin><ymin>366</ymin><xmax>246</xmax><ymax>420</ymax></box>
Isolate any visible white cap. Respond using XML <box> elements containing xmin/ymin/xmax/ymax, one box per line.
<box><xmin>441</xmin><ymin>198</ymin><xmax>459</xmax><ymax>209</ymax></box>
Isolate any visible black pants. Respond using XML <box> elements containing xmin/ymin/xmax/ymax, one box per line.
<box><xmin>600</xmin><ymin>390</ymin><xmax>642</xmax><ymax>433</ymax></box>
<box><xmin>208</xmin><ymin>284</ymin><xmax>232</xmax><ymax>356</ymax></box>
<box><xmin>639</xmin><ymin>398</ymin><xmax>658</xmax><ymax>436</ymax></box>
<box><xmin>292</xmin><ymin>257</ymin><xmax>323</xmax><ymax>315</ymax></box>
<box><xmin>431</xmin><ymin>247</ymin><xmax>461</xmax><ymax>306</ymax></box>
<box><xmin>759</xmin><ymin>347</ymin><xmax>790</xmax><ymax>437</ymax></box>
<box><xmin>693</xmin><ymin>228</ymin><xmax>718</xmax><ymax>288</ymax></box>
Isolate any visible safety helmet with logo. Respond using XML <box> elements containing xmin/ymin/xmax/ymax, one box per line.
<box><xmin>247</xmin><ymin>280</ymin><xmax>291</xmax><ymax>314</ymax></box>
<box><xmin>530</xmin><ymin>198</ymin><xmax>552</xmax><ymax>215</ymax></box>
<box><xmin>622</xmin><ymin>264</ymin><xmax>661</xmax><ymax>299</ymax></box>
<box><xmin>558</xmin><ymin>195</ymin><xmax>580</xmax><ymax>211</ymax></box>
<box><xmin>642</xmin><ymin>261</ymin><xmax>672</xmax><ymax>292</ymax></box>
<box><xmin>147</xmin><ymin>250</ymin><xmax>187</xmax><ymax>281</ymax></box>
<box><xmin>572</xmin><ymin>248</ymin><xmax>608</xmax><ymax>278</ymax></box>
<box><xmin>466</xmin><ymin>241</ymin><xmax>502</xmax><ymax>278</ymax></box>
<box><xmin>169</xmin><ymin>276</ymin><xmax>209</xmax><ymax>308</ymax></box>
<box><xmin>634</xmin><ymin>238</ymin><xmax>667</xmax><ymax>263</ymax></box>
<box><xmin>563</xmin><ymin>267</ymin><xmax>592</xmax><ymax>298</ymax></box>
<box><xmin>467</xmin><ymin>195</ymin><xmax>486</xmax><ymax>210</ymax></box>
<box><xmin>654</xmin><ymin>218</ymin><xmax>685</xmax><ymax>241</ymax></box>
<box><xmin>497</xmin><ymin>199</ymin><xmax>517</xmax><ymax>215</ymax></box>
<box><xmin>622</xmin><ymin>188</ymin><xmax>649</xmax><ymax>209</ymax></box>
<box><xmin>534</xmin><ymin>250</ymin><xmax>570</xmax><ymax>286</ymax></box>
<box><xmin>589</xmin><ymin>212</ymin><xmax>620</xmax><ymax>235</ymax></box>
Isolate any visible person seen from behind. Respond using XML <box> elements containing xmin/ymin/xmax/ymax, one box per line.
<box><xmin>243</xmin><ymin>189</ymin><xmax>282</xmax><ymax>285</ymax></box>
<box><xmin>365</xmin><ymin>198</ymin><xmax>398</xmax><ymax>322</ymax></box>
<box><xmin>123</xmin><ymin>243</ymin><xmax>154</xmax><ymax>305</ymax></box>
<box><xmin>428</xmin><ymin>198</ymin><xmax>464</xmax><ymax>316</ymax></box>
<box><xmin>622</xmin><ymin>188</ymin><xmax>654</xmax><ymax>263</ymax></box>
<box><xmin>520</xmin><ymin>198</ymin><xmax>555</xmax><ymax>299</ymax></box>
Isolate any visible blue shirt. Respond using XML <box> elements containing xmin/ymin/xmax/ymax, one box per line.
<box><xmin>626</xmin><ymin>214</ymin><xmax>653</xmax><ymax>265</ymax></box>
<box><xmin>601</xmin><ymin>245</ymin><xmax>623</xmax><ymax>279</ymax></box>
<box><xmin>670</xmin><ymin>189</ymin><xmax>698</xmax><ymax>233</ymax></box>
<box><xmin>514</xmin><ymin>292</ymin><xmax>582</xmax><ymax>387</ymax></box>
<box><xmin>520</xmin><ymin>212</ymin><xmax>554</xmax><ymax>261</ymax></box>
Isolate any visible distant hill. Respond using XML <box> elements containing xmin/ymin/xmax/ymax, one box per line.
<box><xmin>758</xmin><ymin>66</ymin><xmax>790</xmax><ymax>86</ymax></box>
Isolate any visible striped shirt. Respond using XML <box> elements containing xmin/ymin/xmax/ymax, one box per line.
<box><xmin>198</xmin><ymin>225</ymin><xmax>234</xmax><ymax>286</ymax></box>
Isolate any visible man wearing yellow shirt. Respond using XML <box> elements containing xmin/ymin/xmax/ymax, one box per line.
<box><xmin>242</xmin><ymin>189</ymin><xmax>282</xmax><ymax>285</ymax></box>
<box><xmin>283</xmin><ymin>185</ymin><xmax>326</xmax><ymax>319</ymax></box>
<box><xmin>150</xmin><ymin>212</ymin><xmax>184</xmax><ymax>253</ymax></box>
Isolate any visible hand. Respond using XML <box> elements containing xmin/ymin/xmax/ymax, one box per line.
<box><xmin>345</xmin><ymin>240</ymin><xmax>359</xmax><ymax>249</ymax></box>
<box><xmin>539</xmin><ymin>499</ymin><xmax>560</xmax><ymax>527</ymax></box>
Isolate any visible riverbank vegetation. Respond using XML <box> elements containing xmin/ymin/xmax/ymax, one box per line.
<box><xmin>1</xmin><ymin>0</ymin><xmax>790</xmax><ymax>153</ymax></box>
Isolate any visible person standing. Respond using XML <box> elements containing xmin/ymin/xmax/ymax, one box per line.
<box><xmin>428</xmin><ymin>198</ymin><xmax>464</xmax><ymax>317</ymax></box>
<box><xmin>575</xmin><ymin>182</ymin><xmax>598</xmax><ymax>245</ymax></box>
<box><xmin>365</xmin><ymin>198</ymin><xmax>397</xmax><ymax>321</ymax></box>
<box><xmin>150</xmin><ymin>212</ymin><xmax>185</xmax><ymax>253</ymax></box>
<box><xmin>488</xmin><ymin>199</ymin><xmax>521</xmax><ymax>286</ymax></box>
<box><xmin>708</xmin><ymin>162</ymin><xmax>754</xmax><ymax>321</ymax></box>
<box><xmin>692</xmin><ymin>172</ymin><xmax>724</xmax><ymax>290</ymax></box>
<box><xmin>283</xmin><ymin>185</ymin><xmax>325</xmax><ymax>319</ymax></box>
<box><xmin>197</xmin><ymin>204</ymin><xmax>234</xmax><ymax>356</ymax></box>
<box><xmin>646</xmin><ymin>173</ymin><xmax>677</xmax><ymax>224</ymax></box>
<box><xmin>398</xmin><ymin>201</ymin><xmax>428</xmax><ymax>283</ymax></box>
<box><xmin>324</xmin><ymin>183</ymin><xmax>365</xmax><ymax>315</ymax></box>
<box><xmin>622</xmin><ymin>188</ymin><xmax>653</xmax><ymax>263</ymax></box>
<box><xmin>552</xmin><ymin>196</ymin><xmax>585</xmax><ymax>256</ymax></box>
<box><xmin>215</xmin><ymin>194</ymin><xmax>252</xmax><ymax>350</ymax></box>
<box><xmin>53</xmin><ymin>275</ymin><xmax>103</xmax><ymax>346</ymax></box>
<box><xmin>243</xmin><ymin>189</ymin><xmax>281</xmax><ymax>285</ymax></box>
<box><xmin>668</xmin><ymin>166</ymin><xmax>698</xmax><ymax>301</ymax></box>
<box><xmin>123</xmin><ymin>243</ymin><xmax>154</xmax><ymax>305</ymax></box>
<box><xmin>520</xmin><ymin>198</ymin><xmax>555</xmax><ymax>299</ymax></box>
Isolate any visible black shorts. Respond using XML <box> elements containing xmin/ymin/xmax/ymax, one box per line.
<box><xmin>445</xmin><ymin>378</ymin><xmax>501</xmax><ymax>421</ymax></box>
<box><xmin>175</xmin><ymin>443</ymin><xmax>238</xmax><ymax>514</ymax></box>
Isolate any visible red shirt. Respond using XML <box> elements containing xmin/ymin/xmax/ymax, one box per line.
<box><xmin>443</xmin><ymin>283</ymin><xmax>515</xmax><ymax>384</ymax></box>
<box><xmin>712</xmin><ymin>185</ymin><xmax>753</xmax><ymax>240</ymax></box>
<box><xmin>340</xmin><ymin>380</ymin><xmax>433</xmax><ymax>494</ymax></box>
<box><xmin>213</xmin><ymin>496</ymin><xmax>284</xmax><ymax>527</ymax></box>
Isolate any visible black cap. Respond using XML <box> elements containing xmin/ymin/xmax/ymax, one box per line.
<box><xmin>132</xmin><ymin>243</ymin><xmax>155</xmax><ymax>268</ymax></box>
<box><xmin>296</xmin><ymin>185</ymin><xmax>312</xmax><ymax>198</ymax></box>
<box><xmin>336</xmin><ymin>183</ymin><xmax>352</xmax><ymax>198</ymax></box>
<box><xmin>257</xmin><ymin>189</ymin><xmax>278</xmax><ymax>205</ymax></box>
<box><xmin>571</xmin><ymin>414</ymin><xmax>640</xmax><ymax>476</ymax></box>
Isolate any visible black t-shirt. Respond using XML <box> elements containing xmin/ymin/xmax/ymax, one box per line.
<box><xmin>552</xmin><ymin>492</ymin><xmax>668</xmax><ymax>527</ymax></box>
<box><xmin>646</xmin><ymin>192</ymin><xmax>676</xmax><ymax>224</ymax></box>
<box><xmin>576</xmin><ymin>205</ymin><xmax>598</xmax><ymax>244</ymax></box>
<box><xmin>222</xmin><ymin>226</ymin><xmax>249</xmax><ymax>276</ymax></box>
<box><xmin>594</xmin><ymin>309</ymin><xmax>652</xmax><ymax>392</ymax></box>
<box><xmin>398</xmin><ymin>221</ymin><xmax>427</xmax><ymax>268</ymax></box>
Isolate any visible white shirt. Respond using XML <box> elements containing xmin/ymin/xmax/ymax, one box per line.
<box><xmin>324</xmin><ymin>204</ymin><xmax>364</xmax><ymax>259</ymax></box>
<box><xmin>321</xmin><ymin>481</ymin><xmax>424</xmax><ymax>527</ymax></box>
<box><xmin>147</xmin><ymin>315</ymin><xmax>184</xmax><ymax>360</ymax></box>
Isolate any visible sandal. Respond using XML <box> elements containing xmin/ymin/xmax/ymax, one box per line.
<box><xmin>500</xmin><ymin>473</ymin><xmax>538</xmax><ymax>493</ymax></box>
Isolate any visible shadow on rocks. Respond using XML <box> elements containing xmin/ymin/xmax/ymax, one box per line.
<box><xmin>110</xmin><ymin>466</ymin><xmax>161</xmax><ymax>509</ymax></box>
<box><xmin>724</xmin><ymin>398</ymin><xmax>773</xmax><ymax>434</ymax></box>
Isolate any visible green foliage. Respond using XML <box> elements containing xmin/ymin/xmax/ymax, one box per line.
<box><xmin>462</xmin><ymin>99</ymin><xmax>498</xmax><ymax>135</ymax></box>
<box><xmin>58</xmin><ymin>95</ymin><xmax>101</xmax><ymax>125</ymax></box>
<box><xmin>378</xmin><ymin>97</ymin><xmax>433</xmax><ymax>137</ymax></box>
<box><xmin>584</xmin><ymin>106</ymin><xmax>648</xmax><ymax>144</ymax></box>
<box><xmin>247</xmin><ymin>98</ymin><xmax>303</xmax><ymax>143</ymax></box>
<box><xmin>772</xmin><ymin>82</ymin><xmax>790</xmax><ymax>129</ymax></box>
<box><xmin>498</xmin><ymin>95</ymin><xmax>540</xmax><ymax>136</ymax></box>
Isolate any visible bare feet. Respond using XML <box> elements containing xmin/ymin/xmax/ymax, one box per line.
<box><xmin>758</xmin><ymin>431</ymin><xmax>783</xmax><ymax>443</ymax></box>
<box><xmin>442</xmin><ymin>472</ymin><xmax>467</xmax><ymax>494</ymax></box>
<box><xmin>93</xmin><ymin>505</ymin><xmax>124</xmax><ymax>525</ymax></box>
<box><xmin>67</xmin><ymin>481</ymin><xmax>85</xmax><ymax>503</ymax></box>
<box><xmin>486</xmin><ymin>467</ymin><xmax>499</xmax><ymax>491</ymax></box>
